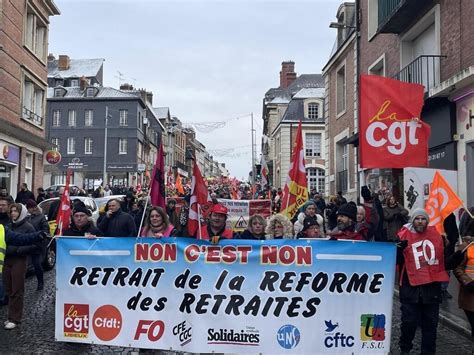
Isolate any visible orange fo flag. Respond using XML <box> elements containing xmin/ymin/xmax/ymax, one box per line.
<box><xmin>175</xmin><ymin>174</ymin><xmax>185</xmax><ymax>195</ymax></box>
<box><xmin>280</xmin><ymin>121</ymin><xmax>309</xmax><ymax>219</ymax></box>
<box><xmin>425</xmin><ymin>171</ymin><xmax>463</xmax><ymax>234</ymax></box>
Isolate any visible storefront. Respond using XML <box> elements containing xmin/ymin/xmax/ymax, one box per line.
<box><xmin>0</xmin><ymin>141</ymin><xmax>20</xmax><ymax>194</ymax></box>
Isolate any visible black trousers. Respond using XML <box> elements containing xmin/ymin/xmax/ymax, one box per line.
<box><xmin>399</xmin><ymin>302</ymin><xmax>439</xmax><ymax>355</ymax></box>
<box><xmin>31</xmin><ymin>254</ymin><xmax>43</xmax><ymax>285</ymax></box>
<box><xmin>465</xmin><ymin>310</ymin><xmax>474</xmax><ymax>339</ymax></box>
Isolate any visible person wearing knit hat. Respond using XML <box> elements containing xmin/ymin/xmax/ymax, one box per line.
<box><xmin>327</xmin><ymin>203</ymin><xmax>364</xmax><ymax>241</ymax></box>
<box><xmin>297</xmin><ymin>216</ymin><xmax>322</xmax><ymax>239</ymax></box>
<box><xmin>396</xmin><ymin>207</ymin><xmax>458</xmax><ymax>354</ymax></box>
<box><xmin>63</xmin><ymin>204</ymin><xmax>103</xmax><ymax>237</ymax></box>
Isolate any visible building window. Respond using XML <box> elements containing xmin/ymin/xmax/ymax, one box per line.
<box><xmin>119</xmin><ymin>109</ymin><xmax>128</xmax><ymax>126</ymax></box>
<box><xmin>24</xmin><ymin>5</ymin><xmax>47</xmax><ymax>61</ymax></box>
<box><xmin>305</xmin><ymin>133</ymin><xmax>321</xmax><ymax>157</ymax></box>
<box><xmin>84</xmin><ymin>138</ymin><xmax>93</xmax><ymax>154</ymax></box>
<box><xmin>86</xmin><ymin>87</ymin><xmax>95</xmax><ymax>97</ymax></box>
<box><xmin>67</xmin><ymin>138</ymin><xmax>75</xmax><ymax>154</ymax></box>
<box><xmin>51</xmin><ymin>138</ymin><xmax>59</xmax><ymax>151</ymax></box>
<box><xmin>368</xmin><ymin>54</ymin><xmax>385</xmax><ymax>77</ymax></box>
<box><xmin>54</xmin><ymin>88</ymin><xmax>63</xmax><ymax>97</ymax></box>
<box><xmin>25</xmin><ymin>152</ymin><xmax>33</xmax><ymax>189</ymax></box>
<box><xmin>68</xmin><ymin>110</ymin><xmax>76</xmax><ymax>127</ymax></box>
<box><xmin>84</xmin><ymin>109</ymin><xmax>93</xmax><ymax>126</ymax></box>
<box><xmin>308</xmin><ymin>103</ymin><xmax>319</xmax><ymax>119</ymax></box>
<box><xmin>119</xmin><ymin>138</ymin><xmax>127</xmax><ymax>154</ymax></box>
<box><xmin>307</xmin><ymin>168</ymin><xmax>325</xmax><ymax>194</ymax></box>
<box><xmin>52</xmin><ymin>110</ymin><xmax>61</xmax><ymax>127</ymax></box>
<box><xmin>71</xmin><ymin>79</ymin><xmax>79</xmax><ymax>87</ymax></box>
<box><xmin>22</xmin><ymin>74</ymin><xmax>45</xmax><ymax>126</ymax></box>
<box><xmin>336</xmin><ymin>142</ymin><xmax>348</xmax><ymax>193</ymax></box>
<box><xmin>336</xmin><ymin>64</ymin><xmax>346</xmax><ymax>115</ymax></box>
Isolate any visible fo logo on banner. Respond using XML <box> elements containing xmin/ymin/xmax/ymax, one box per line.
<box><xmin>360</xmin><ymin>314</ymin><xmax>386</xmax><ymax>350</ymax></box>
<box><xmin>277</xmin><ymin>324</ymin><xmax>300</xmax><ymax>349</ymax></box>
<box><xmin>64</xmin><ymin>304</ymin><xmax>89</xmax><ymax>338</ymax></box>
<box><xmin>92</xmin><ymin>305</ymin><xmax>122</xmax><ymax>341</ymax></box>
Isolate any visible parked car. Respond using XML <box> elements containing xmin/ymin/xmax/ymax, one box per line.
<box><xmin>94</xmin><ymin>195</ymin><xmax>125</xmax><ymax>213</ymax></box>
<box><xmin>44</xmin><ymin>184</ymin><xmax>80</xmax><ymax>198</ymax></box>
<box><xmin>28</xmin><ymin>234</ymin><xmax>56</xmax><ymax>271</ymax></box>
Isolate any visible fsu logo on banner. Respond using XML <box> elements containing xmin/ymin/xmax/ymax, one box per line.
<box><xmin>360</xmin><ymin>75</ymin><xmax>431</xmax><ymax>168</ymax></box>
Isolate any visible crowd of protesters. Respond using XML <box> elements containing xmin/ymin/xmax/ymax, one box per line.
<box><xmin>0</xmin><ymin>180</ymin><xmax>473</xmax><ymax>355</ymax></box>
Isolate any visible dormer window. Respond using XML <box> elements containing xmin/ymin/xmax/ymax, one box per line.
<box><xmin>308</xmin><ymin>103</ymin><xmax>319</xmax><ymax>119</ymax></box>
<box><xmin>54</xmin><ymin>87</ymin><xmax>66</xmax><ymax>98</ymax></box>
<box><xmin>71</xmin><ymin>79</ymin><xmax>79</xmax><ymax>87</ymax></box>
<box><xmin>85</xmin><ymin>87</ymin><xmax>97</xmax><ymax>97</ymax></box>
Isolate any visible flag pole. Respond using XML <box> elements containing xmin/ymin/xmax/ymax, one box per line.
<box><xmin>197</xmin><ymin>204</ymin><xmax>202</xmax><ymax>240</ymax></box>
<box><xmin>137</xmin><ymin>189</ymin><xmax>151</xmax><ymax>238</ymax></box>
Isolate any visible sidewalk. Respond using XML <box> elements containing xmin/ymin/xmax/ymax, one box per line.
<box><xmin>438</xmin><ymin>279</ymin><xmax>472</xmax><ymax>338</ymax></box>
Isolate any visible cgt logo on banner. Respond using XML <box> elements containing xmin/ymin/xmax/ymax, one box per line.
<box><xmin>360</xmin><ymin>75</ymin><xmax>430</xmax><ymax>168</ymax></box>
<box><xmin>360</xmin><ymin>314</ymin><xmax>386</xmax><ymax>350</ymax></box>
<box><xmin>64</xmin><ymin>304</ymin><xmax>89</xmax><ymax>338</ymax></box>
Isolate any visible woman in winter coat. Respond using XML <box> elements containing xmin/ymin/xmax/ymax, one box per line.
<box><xmin>25</xmin><ymin>199</ymin><xmax>49</xmax><ymax>290</ymax></box>
<box><xmin>265</xmin><ymin>214</ymin><xmax>294</xmax><ymax>240</ymax></box>
<box><xmin>236</xmin><ymin>214</ymin><xmax>267</xmax><ymax>240</ymax></box>
<box><xmin>293</xmin><ymin>200</ymin><xmax>320</xmax><ymax>235</ymax></box>
<box><xmin>356</xmin><ymin>205</ymin><xmax>372</xmax><ymax>241</ymax></box>
<box><xmin>453</xmin><ymin>208</ymin><xmax>474</xmax><ymax>339</ymax></box>
<box><xmin>383</xmin><ymin>195</ymin><xmax>409</xmax><ymax>241</ymax></box>
<box><xmin>140</xmin><ymin>206</ymin><xmax>177</xmax><ymax>238</ymax></box>
<box><xmin>4</xmin><ymin>203</ymin><xmax>36</xmax><ymax>329</ymax></box>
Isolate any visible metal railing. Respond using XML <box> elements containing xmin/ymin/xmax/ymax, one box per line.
<box><xmin>378</xmin><ymin>0</ymin><xmax>402</xmax><ymax>27</ymax></box>
<box><xmin>336</xmin><ymin>170</ymin><xmax>348</xmax><ymax>193</ymax></box>
<box><xmin>393</xmin><ymin>55</ymin><xmax>447</xmax><ymax>93</ymax></box>
<box><xmin>22</xmin><ymin>106</ymin><xmax>44</xmax><ymax>126</ymax></box>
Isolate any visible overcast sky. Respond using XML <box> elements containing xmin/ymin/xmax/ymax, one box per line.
<box><xmin>49</xmin><ymin>0</ymin><xmax>341</xmax><ymax>179</ymax></box>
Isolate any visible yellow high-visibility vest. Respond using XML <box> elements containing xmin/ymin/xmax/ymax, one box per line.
<box><xmin>0</xmin><ymin>224</ymin><xmax>6</xmax><ymax>273</ymax></box>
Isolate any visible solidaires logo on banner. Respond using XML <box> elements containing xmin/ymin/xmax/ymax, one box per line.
<box><xmin>55</xmin><ymin>237</ymin><xmax>396</xmax><ymax>353</ymax></box>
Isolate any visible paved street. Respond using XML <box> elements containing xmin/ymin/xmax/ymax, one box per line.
<box><xmin>0</xmin><ymin>269</ymin><xmax>472</xmax><ymax>354</ymax></box>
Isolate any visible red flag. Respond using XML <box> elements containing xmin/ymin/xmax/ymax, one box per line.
<box><xmin>360</xmin><ymin>75</ymin><xmax>430</xmax><ymax>168</ymax></box>
<box><xmin>280</xmin><ymin>121</ymin><xmax>309</xmax><ymax>219</ymax></box>
<box><xmin>150</xmin><ymin>142</ymin><xmax>166</xmax><ymax>208</ymax></box>
<box><xmin>425</xmin><ymin>171</ymin><xmax>464</xmax><ymax>234</ymax></box>
<box><xmin>261</xmin><ymin>155</ymin><xmax>269</xmax><ymax>187</ymax></box>
<box><xmin>188</xmin><ymin>160</ymin><xmax>211</xmax><ymax>237</ymax></box>
<box><xmin>175</xmin><ymin>174</ymin><xmax>185</xmax><ymax>195</ymax></box>
<box><xmin>55</xmin><ymin>169</ymin><xmax>72</xmax><ymax>236</ymax></box>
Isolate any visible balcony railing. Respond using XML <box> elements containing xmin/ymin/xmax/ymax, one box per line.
<box><xmin>393</xmin><ymin>55</ymin><xmax>446</xmax><ymax>93</ymax></box>
<box><xmin>377</xmin><ymin>0</ymin><xmax>434</xmax><ymax>34</ymax></box>
<box><xmin>336</xmin><ymin>170</ymin><xmax>348</xmax><ymax>193</ymax></box>
<box><xmin>22</xmin><ymin>106</ymin><xmax>44</xmax><ymax>126</ymax></box>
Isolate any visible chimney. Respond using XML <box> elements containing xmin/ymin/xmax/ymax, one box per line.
<box><xmin>58</xmin><ymin>55</ymin><xmax>70</xmax><ymax>70</ymax></box>
<box><xmin>146</xmin><ymin>91</ymin><xmax>153</xmax><ymax>104</ymax></box>
<box><xmin>279</xmin><ymin>61</ymin><xmax>296</xmax><ymax>88</ymax></box>
<box><xmin>80</xmin><ymin>76</ymin><xmax>87</xmax><ymax>91</ymax></box>
<box><xmin>120</xmin><ymin>83</ymin><xmax>133</xmax><ymax>91</ymax></box>
<box><xmin>47</xmin><ymin>53</ymin><xmax>55</xmax><ymax>62</ymax></box>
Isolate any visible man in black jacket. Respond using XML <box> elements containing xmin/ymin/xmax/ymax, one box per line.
<box><xmin>15</xmin><ymin>183</ymin><xmax>35</xmax><ymax>205</ymax></box>
<box><xmin>63</xmin><ymin>204</ymin><xmax>103</xmax><ymax>237</ymax></box>
<box><xmin>98</xmin><ymin>199</ymin><xmax>136</xmax><ymax>237</ymax></box>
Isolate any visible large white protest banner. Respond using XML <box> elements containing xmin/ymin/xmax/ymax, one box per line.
<box><xmin>56</xmin><ymin>237</ymin><xmax>395</xmax><ymax>354</ymax></box>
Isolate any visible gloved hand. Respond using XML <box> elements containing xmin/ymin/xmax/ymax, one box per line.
<box><xmin>464</xmin><ymin>281</ymin><xmax>474</xmax><ymax>292</ymax></box>
<box><xmin>39</xmin><ymin>231</ymin><xmax>48</xmax><ymax>240</ymax></box>
<box><xmin>397</xmin><ymin>240</ymin><xmax>408</xmax><ymax>250</ymax></box>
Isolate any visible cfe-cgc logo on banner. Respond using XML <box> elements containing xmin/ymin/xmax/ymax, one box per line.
<box><xmin>173</xmin><ymin>320</ymin><xmax>192</xmax><ymax>346</ymax></box>
<box><xmin>207</xmin><ymin>326</ymin><xmax>260</xmax><ymax>346</ymax></box>
<box><xmin>360</xmin><ymin>314</ymin><xmax>386</xmax><ymax>350</ymax></box>
<box><xmin>92</xmin><ymin>305</ymin><xmax>122</xmax><ymax>342</ymax></box>
<box><xmin>323</xmin><ymin>320</ymin><xmax>354</xmax><ymax>349</ymax></box>
<box><xmin>277</xmin><ymin>324</ymin><xmax>300</xmax><ymax>349</ymax></box>
<box><xmin>64</xmin><ymin>304</ymin><xmax>89</xmax><ymax>338</ymax></box>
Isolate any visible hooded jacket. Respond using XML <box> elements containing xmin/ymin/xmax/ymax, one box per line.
<box><xmin>265</xmin><ymin>214</ymin><xmax>294</xmax><ymax>240</ymax></box>
<box><xmin>6</xmin><ymin>204</ymin><xmax>37</xmax><ymax>256</ymax></box>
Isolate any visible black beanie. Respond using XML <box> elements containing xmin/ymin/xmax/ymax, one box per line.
<box><xmin>337</xmin><ymin>203</ymin><xmax>357</xmax><ymax>222</ymax></box>
<box><xmin>361</xmin><ymin>186</ymin><xmax>371</xmax><ymax>201</ymax></box>
<box><xmin>302</xmin><ymin>216</ymin><xmax>319</xmax><ymax>232</ymax></box>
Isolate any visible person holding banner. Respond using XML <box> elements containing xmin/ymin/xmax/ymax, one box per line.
<box><xmin>296</xmin><ymin>216</ymin><xmax>323</xmax><ymax>239</ymax></box>
<box><xmin>396</xmin><ymin>208</ymin><xmax>463</xmax><ymax>355</ymax></box>
<box><xmin>198</xmin><ymin>203</ymin><xmax>234</xmax><ymax>241</ymax></box>
<box><xmin>328</xmin><ymin>203</ymin><xmax>364</xmax><ymax>241</ymax></box>
<box><xmin>63</xmin><ymin>203</ymin><xmax>103</xmax><ymax>237</ymax></box>
<box><xmin>235</xmin><ymin>214</ymin><xmax>267</xmax><ymax>240</ymax></box>
<box><xmin>265</xmin><ymin>214</ymin><xmax>294</xmax><ymax>240</ymax></box>
<box><xmin>140</xmin><ymin>207</ymin><xmax>177</xmax><ymax>238</ymax></box>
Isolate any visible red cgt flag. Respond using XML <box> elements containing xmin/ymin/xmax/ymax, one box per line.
<box><xmin>188</xmin><ymin>160</ymin><xmax>211</xmax><ymax>238</ymax></box>
<box><xmin>360</xmin><ymin>75</ymin><xmax>431</xmax><ymax>168</ymax></box>
<box><xmin>425</xmin><ymin>171</ymin><xmax>463</xmax><ymax>234</ymax></box>
<box><xmin>55</xmin><ymin>169</ymin><xmax>72</xmax><ymax>236</ymax></box>
<box><xmin>150</xmin><ymin>142</ymin><xmax>166</xmax><ymax>208</ymax></box>
<box><xmin>280</xmin><ymin>121</ymin><xmax>309</xmax><ymax>219</ymax></box>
